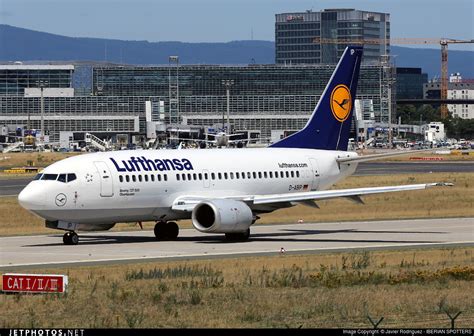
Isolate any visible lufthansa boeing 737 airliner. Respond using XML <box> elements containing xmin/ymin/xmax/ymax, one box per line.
<box><xmin>18</xmin><ymin>46</ymin><xmax>449</xmax><ymax>245</ymax></box>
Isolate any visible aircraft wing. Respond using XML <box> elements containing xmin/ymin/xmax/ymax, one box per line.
<box><xmin>248</xmin><ymin>183</ymin><xmax>452</xmax><ymax>205</ymax></box>
<box><xmin>171</xmin><ymin>182</ymin><xmax>452</xmax><ymax>212</ymax></box>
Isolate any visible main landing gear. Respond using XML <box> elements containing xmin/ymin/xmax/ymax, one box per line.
<box><xmin>225</xmin><ymin>228</ymin><xmax>250</xmax><ymax>242</ymax></box>
<box><xmin>154</xmin><ymin>221</ymin><xmax>179</xmax><ymax>241</ymax></box>
<box><xmin>63</xmin><ymin>231</ymin><xmax>79</xmax><ymax>245</ymax></box>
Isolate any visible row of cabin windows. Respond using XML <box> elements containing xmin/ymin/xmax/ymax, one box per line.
<box><xmin>118</xmin><ymin>170</ymin><xmax>302</xmax><ymax>184</ymax></box>
<box><xmin>176</xmin><ymin>170</ymin><xmax>300</xmax><ymax>181</ymax></box>
<box><xmin>119</xmin><ymin>174</ymin><xmax>168</xmax><ymax>183</ymax></box>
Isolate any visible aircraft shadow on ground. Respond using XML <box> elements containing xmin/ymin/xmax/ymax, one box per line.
<box><xmin>22</xmin><ymin>228</ymin><xmax>443</xmax><ymax>247</ymax></box>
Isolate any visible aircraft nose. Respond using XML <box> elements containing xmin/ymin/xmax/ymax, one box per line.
<box><xmin>18</xmin><ymin>183</ymin><xmax>46</xmax><ymax>210</ymax></box>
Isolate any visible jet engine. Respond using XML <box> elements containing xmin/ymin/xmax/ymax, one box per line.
<box><xmin>192</xmin><ymin>199</ymin><xmax>253</xmax><ymax>233</ymax></box>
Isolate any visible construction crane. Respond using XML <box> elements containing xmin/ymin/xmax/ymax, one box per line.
<box><xmin>313</xmin><ymin>37</ymin><xmax>474</xmax><ymax>118</ymax></box>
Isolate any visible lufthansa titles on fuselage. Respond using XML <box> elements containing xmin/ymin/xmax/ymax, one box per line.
<box><xmin>110</xmin><ymin>156</ymin><xmax>194</xmax><ymax>172</ymax></box>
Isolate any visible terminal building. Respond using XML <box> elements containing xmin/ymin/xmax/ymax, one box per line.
<box><xmin>0</xmin><ymin>63</ymin><xmax>394</xmax><ymax>147</ymax></box>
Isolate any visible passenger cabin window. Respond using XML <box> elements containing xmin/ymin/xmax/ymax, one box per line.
<box><xmin>176</xmin><ymin>174</ymin><xmax>180</xmax><ymax>181</ymax></box>
<box><xmin>224</xmin><ymin>172</ymin><xmax>228</xmax><ymax>179</ymax></box>
<box><xmin>296</xmin><ymin>171</ymin><xmax>300</xmax><ymax>178</ymax></box>
<box><xmin>290</xmin><ymin>171</ymin><xmax>294</xmax><ymax>178</ymax></box>
<box><xmin>218</xmin><ymin>173</ymin><xmax>222</xmax><ymax>180</ymax></box>
<box><xmin>269</xmin><ymin>172</ymin><xmax>273</xmax><ymax>178</ymax></box>
<box><xmin>258</xmin><ymin>172</ymin><xmax>262</xmax><ymax>179</ymax></box>
<box><xmin>252</xmin><ymin>172</ymin><xmax>257</xmax><ymax>179</ymax></box>
<box><xmin>211</xmin><ymin>173</ymin><xmax>215</xmax><ymax>180</ymax></box>
<box><xmin>164</xmin><ymin>174</ymin><xmax>168</xmax><ymax>181</ymax></box>
<box><xmin>126</xmin><ymin>175</ymin><xmax>130</xmax><ymax>182</ymax></box>
<box><xmin>119</xmin><ymin>176</ymin><xmax>123</xmax><ymax>183</ymax></box>
<box><xmin>151</xmin><ymin>175</ymin><xmax>155</xmax><ymax>182</ymax></box>
<box><xmin>138</xmin><ymin>175</ymin><xmax>142</xmax><ymax>182</ymax></box>
<box><xmin>264</xmin><ymin>172</ymin><xmax>268</xmax><ymax>178</ymax></box>
<box><xmin>132</xmin><ymin>175</ymin><xmax>136</xmax><ymax>182</ymax></box>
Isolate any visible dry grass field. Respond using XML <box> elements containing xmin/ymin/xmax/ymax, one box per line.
<box><xmin>0</xmin><ymin>152</ymin><xmax>79</xmax><ymax>169</ymax></box>
<box><xmin>1</xmin><ymin>247</ymin><xmax>472</xmax><ymax>328</ymax></box>
<box><xmin>0</xmin><ymin>172</ymin><xmax>472</xmax><ymax>236</ymax></box>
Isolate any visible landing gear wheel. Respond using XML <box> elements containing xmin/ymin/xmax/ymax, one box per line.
<box><xmin>166</xmin><ymin>221</ymin><xmax>179</xmax><ymax>240</ymax></box>
<box><xmin>154</xmin><ymin>221</ymin><xmax>179</xmax><ymax>241</ymax></box>
<box><xmin>63</xmin><ymin>231</ymin><xmax>79</xmax><ymax>245</ymax></box>
<box><xmin>225</xmin><ymin>228</ymin><xmax>250</xmax><ymax>242</ymax></box>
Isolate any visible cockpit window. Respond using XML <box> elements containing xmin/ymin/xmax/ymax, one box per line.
<box><xmin>67</xmin><ymin>173</ymin><xmax>77</xmax><ymax>182</ymax></box>
<box><xmin>33</xmin><ymin>173</ymin><xmax>43</xmax><ymax>180</ymax></box>
<box><xmin>58</xmin><ymin>174</ymin><xmax>67</xmax><ymax>183</ymax></box>
<box><xmin>43</xmin><ymin>174</ymin><xmax>58</xmax><ymax>181</ymax></box>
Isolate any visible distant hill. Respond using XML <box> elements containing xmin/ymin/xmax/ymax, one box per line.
<box><xmin>0</xmin><ymin>24</ymin><xmax>274</xmax><ymax>65</ymax></box>
<box><xmin>1</xmin><ymin>24</ymin><xmax>473</xmax><ymax>78</ymax></box>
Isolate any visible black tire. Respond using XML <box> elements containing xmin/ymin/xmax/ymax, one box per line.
<box><xmin>225</xmin><ymin>228</ymin><xmax>250</xmax><ymax>242</ymax></box>
<box><xmin>63</xmin><ymin>232</ymin><xmax>72</xmax><ymax>245</ymax></box>
<box><xmin>166</xmin><ymin>222</ymin><xmax>179</xmax><ymax>240</ymax></box>
<box><xmin>70</xmin><ymin>232</ymin><xmax>79</xmax><ymax>245</ymax></box>
<box><xmin>154</xmin><ymin>222</ymin><xmax>165</xmax><ymax>240</ymax></box>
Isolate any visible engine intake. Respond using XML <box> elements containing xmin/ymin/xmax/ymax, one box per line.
<box><xmin>192</xmin><ymin>199</ymin><xmax>253</xmax><ymax>233</ymax></box>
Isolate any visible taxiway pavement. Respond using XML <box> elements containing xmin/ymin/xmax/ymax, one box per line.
<box><xmin>1</xmin><ymin>217</ymin><xmax>472</xmax><ymax>270</ymax></box>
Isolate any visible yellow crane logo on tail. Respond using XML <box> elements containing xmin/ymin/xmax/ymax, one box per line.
<box><xmin>330</xmin><ymin>84</ymin><xmax>352</xmax><ymax>122</ymax></box>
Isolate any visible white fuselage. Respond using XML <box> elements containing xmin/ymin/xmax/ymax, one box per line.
<box><xmin>18</xmin><ymin>147</ymin><xmax>358</xmax><ymax>227</ymax></box>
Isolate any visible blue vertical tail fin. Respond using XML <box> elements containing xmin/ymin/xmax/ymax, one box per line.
<box><xmin>270</xmin><ymin>46</ymin><xmax>363</xmax><ymax>151</ymax></box>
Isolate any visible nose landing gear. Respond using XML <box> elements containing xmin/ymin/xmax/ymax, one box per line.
<box><xmin>63</xmin><ymin>231</ymin><xmax>79</xmax><ymax>245</ymax></box>
<box><xmin>154</xmin><ymin>221</ymin><xmax>179</xmax><ymax>241</ymax></box>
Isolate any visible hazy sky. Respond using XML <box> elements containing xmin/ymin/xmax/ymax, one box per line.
<box><xmin>1</xmin><ymin>0</ymin><xmax>473</xmax><ymax>50</ymax></box>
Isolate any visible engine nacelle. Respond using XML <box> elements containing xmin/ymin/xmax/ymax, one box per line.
<box><xmin>192</xmin><ymin>199</ymin><xmax>253</xmax><ymax>233</ymax></box>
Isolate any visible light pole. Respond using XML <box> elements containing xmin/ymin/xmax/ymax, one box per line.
<box><xmin>35</xmin><ymin>80</ymin><xmax>48</xmax><ymax>147</ymax></box>
<box><xmin>168</xmin><ymin>56</ymin><xmax>179</xmax><ymax>125</ymax></box>
<box><xmin>221</xmin><ymin>80</ymin><xmax>234</xmax><ymax>132</ymax></box>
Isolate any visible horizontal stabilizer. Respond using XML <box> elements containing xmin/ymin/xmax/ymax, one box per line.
<box><xmin>336</xmin><ymin>149</ymin><xmax>435</xmax><ymax>164</ymax></box>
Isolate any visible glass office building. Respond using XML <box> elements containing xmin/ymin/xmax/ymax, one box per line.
<box><xmin>93</xmin><ymin>64</ymin><xmax>389</xmax><ymax>136</ymax></box>
<box><xmin>1</xmin><ymin>62</ymin><xmax>392</xmax><ymax>144</ymax></box>
<box><xmin>0</xmin><ymin>65</ymin><xmax>74</xmax><ymax>96</ymax></box>
<box><xmin>396</xmin><ymin>68</ymin><xmax>428</xmax><ymax>99</ymax></box>
<box><xmin>275</xmin><ymin>9</ymin><xmax>390</xmax><ymax>65</ymax></box>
